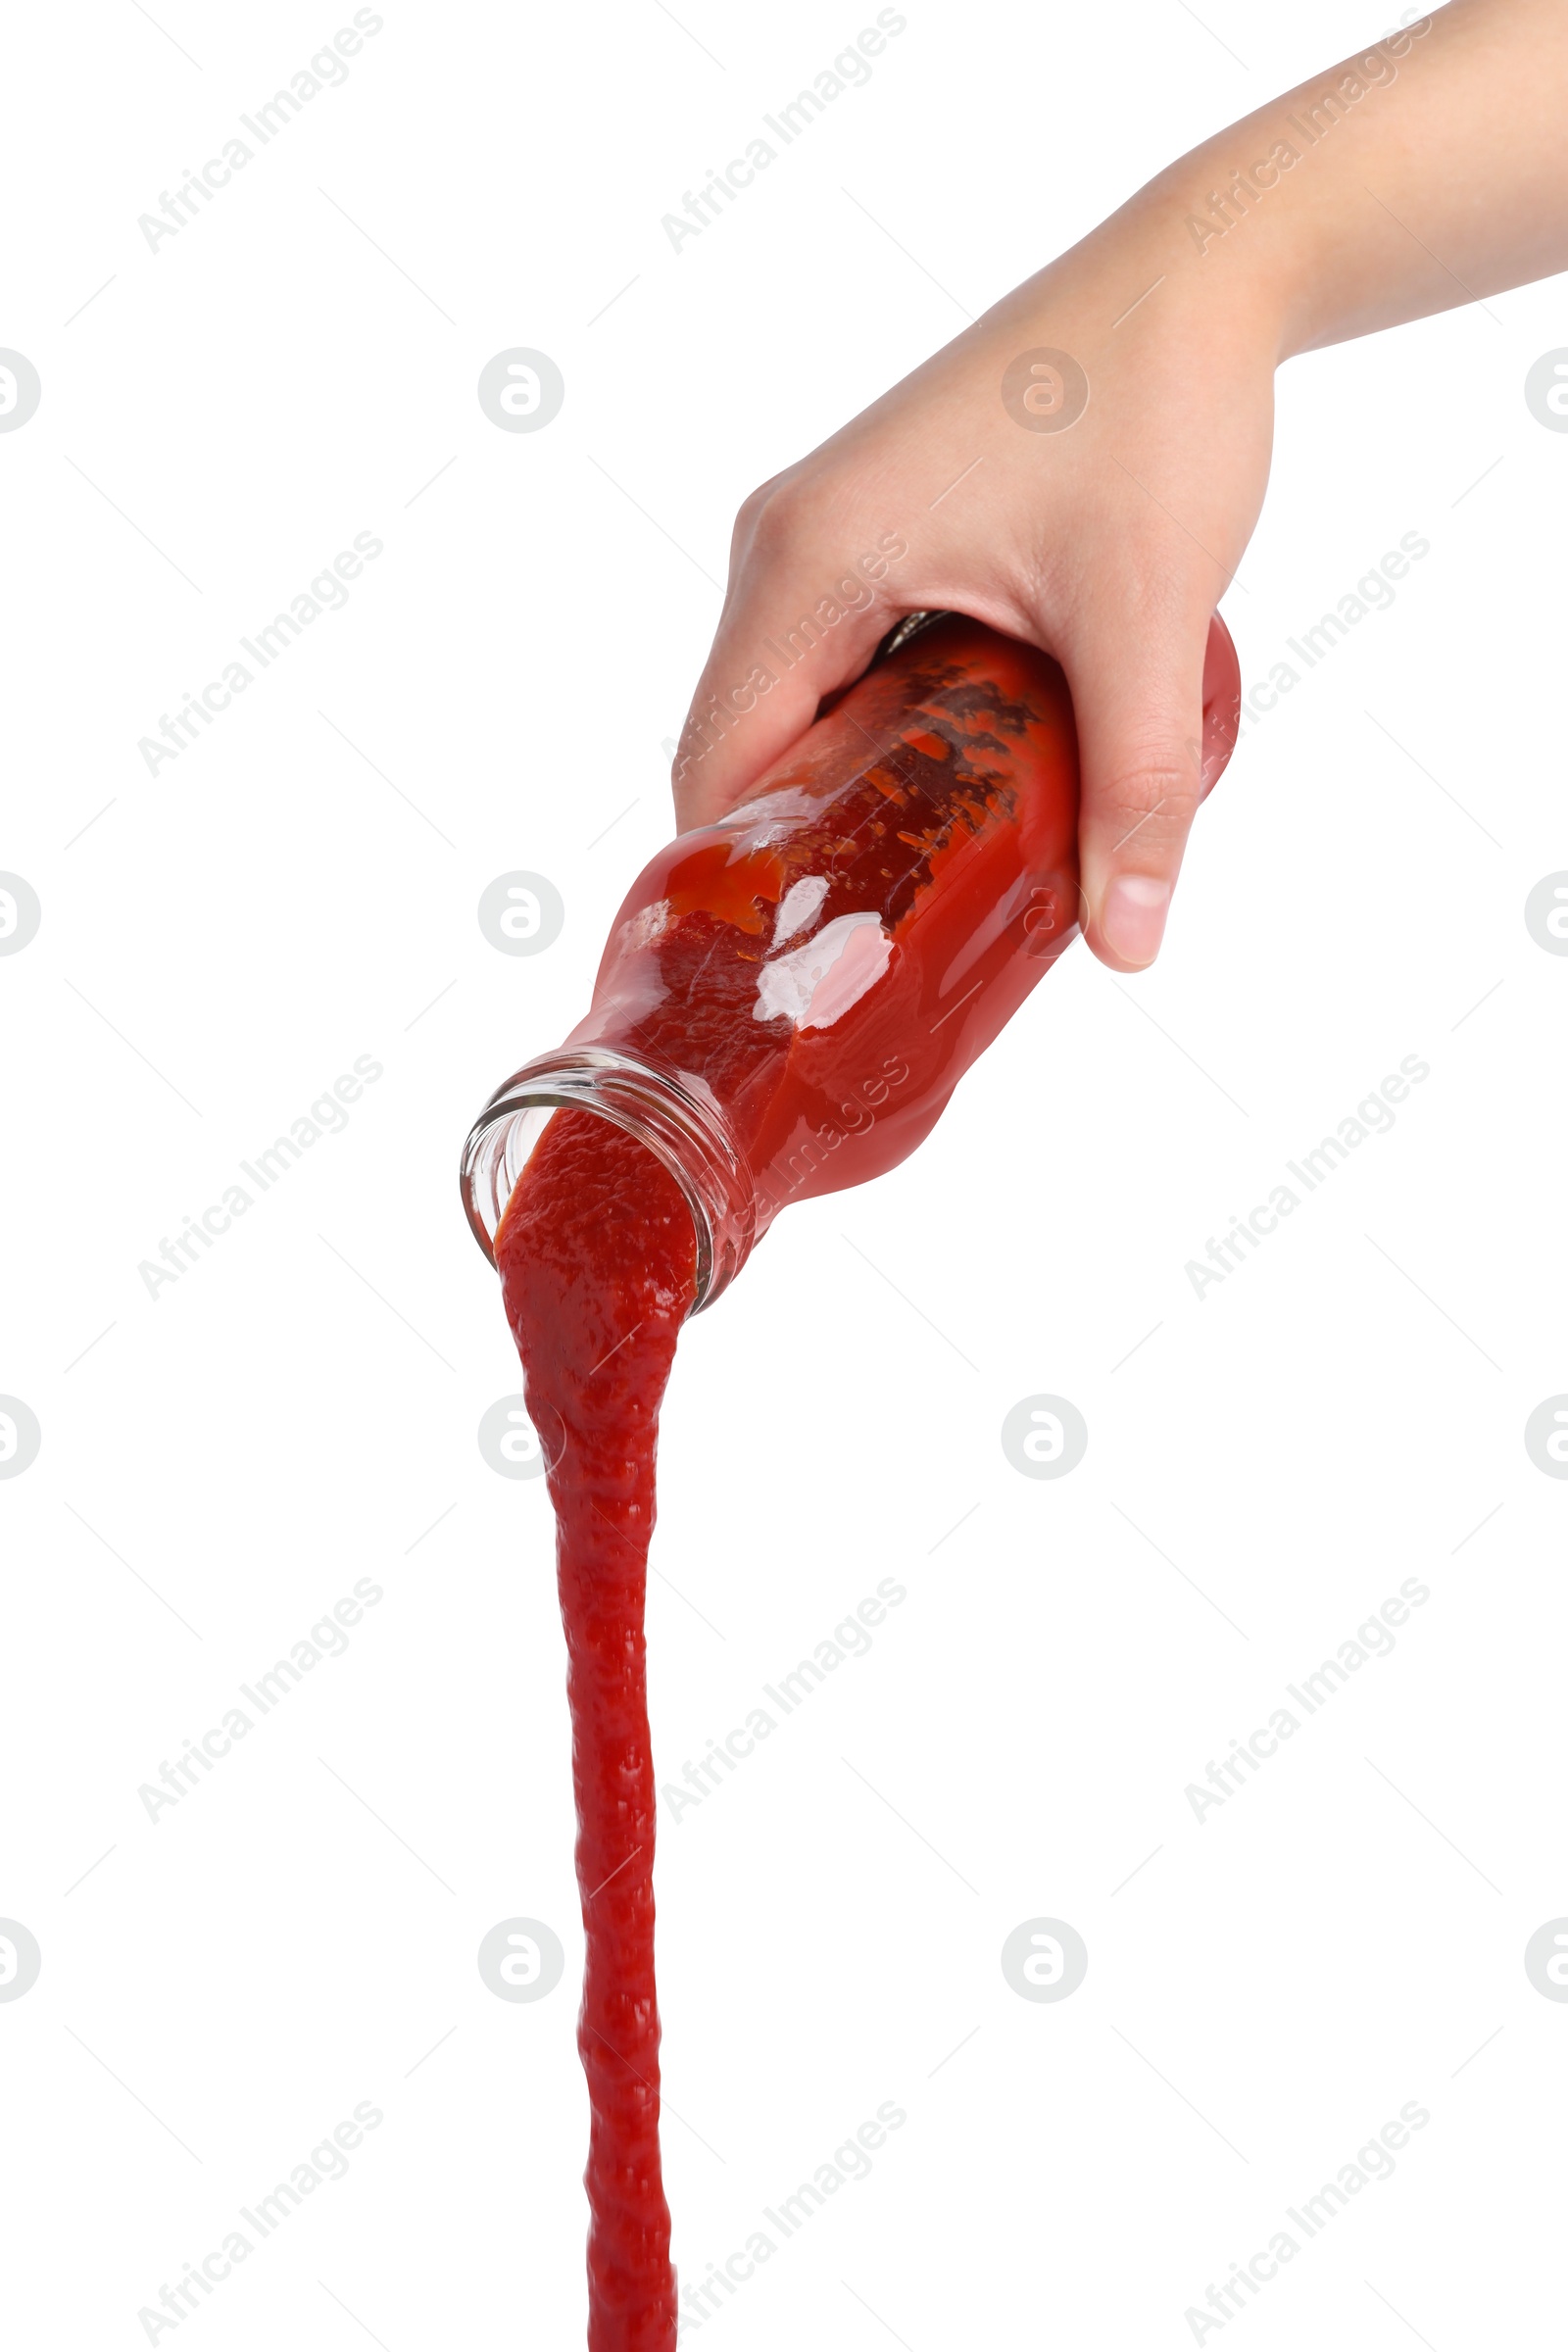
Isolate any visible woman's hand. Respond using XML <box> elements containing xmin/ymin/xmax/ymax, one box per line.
<box><xmin>673</xmin><ymin>0</ymin><xmax>1568</xmax><ymax>970</ymax></box>
<box><xmin>673</xmin><ymin>214</ymin><xmax>1277</xmax><ymax>972</ymax></box>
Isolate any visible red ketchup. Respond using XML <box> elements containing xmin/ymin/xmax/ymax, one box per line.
<box><xmin>497</xmin><ymin>1119</ymin><xmax>693</xmax><ymax>2352</ymax></box>
<box><xmin>473</xmin><ymin>612</ymin><xmax>1240</xmax><ymax>2350</ymax></box>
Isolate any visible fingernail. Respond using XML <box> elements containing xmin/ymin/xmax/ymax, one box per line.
<box><xmin>1101</xmin><ymin>874</ymin><xmax>1171</xmax><ymax>965</ymax></box>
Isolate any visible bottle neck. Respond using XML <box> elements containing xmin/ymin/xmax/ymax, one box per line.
<box><xmin>459</xmin><ymin>1047</ymin><xmax>759</xmax><ymax>1313</ymax></box>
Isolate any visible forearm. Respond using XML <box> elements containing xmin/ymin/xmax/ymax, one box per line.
<box><xmin>1133</xmin><ymin>0</ymin><xmax>1568</xmax><ymax>361</ymax></box>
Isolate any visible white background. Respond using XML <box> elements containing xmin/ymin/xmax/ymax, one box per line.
<box><xmin>4</xmin><ymin>1</ymin><xmax>1566</xmax><ymax>2345</ymax></box>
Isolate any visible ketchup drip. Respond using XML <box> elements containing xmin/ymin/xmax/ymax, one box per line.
<box><xmin>498</xmin><ymin>1108</ymin><xmax>696</xmax><ymax>2352</ymax></box>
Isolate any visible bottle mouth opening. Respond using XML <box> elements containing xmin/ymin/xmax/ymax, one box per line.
<box><xmin>459</xmin><ymin>1048</ymin><xmax>757</xmax><ymax>1315</ymax></box>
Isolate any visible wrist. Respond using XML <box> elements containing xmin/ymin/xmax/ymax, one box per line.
<box><xmin>1127</xmin><ymin>13</ymin><xmax>1467</xmax><ymax>364</ymax></box>
<box><xmin>1120</xmin><ymin>145</ymin><xmax>1318</xmax><ymax>369</ymax></box>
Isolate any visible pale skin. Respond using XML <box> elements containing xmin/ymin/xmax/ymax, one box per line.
<box><xmin>673</xmin><ymin>0</ymin><xmax>1568</xmax><ymax>969</ymax></box>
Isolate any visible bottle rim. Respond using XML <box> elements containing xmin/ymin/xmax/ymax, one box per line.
<box><xmin>459</xmin><ymin>1046</ymin><xmax>759</xmax><ymax>1315</ymax></box>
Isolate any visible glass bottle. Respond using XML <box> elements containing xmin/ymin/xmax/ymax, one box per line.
<box><xmin>462</xmin><ymin>611</ymin><xmax>1240</xmax><ymax>1308</ymax></box>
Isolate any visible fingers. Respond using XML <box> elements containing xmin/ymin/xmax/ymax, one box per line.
<box><xmin>671</xmin><ymin>490</ymin><xmax>902</xmax><ymax>831</ymax></box>
<box><xmin>1057</xmin><ymin>584</ymin><xmax>1216</xmax><ymax>971</ymax></box>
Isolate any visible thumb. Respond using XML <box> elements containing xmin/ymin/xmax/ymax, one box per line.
<box><xmin>1059</xmin><ymin>591</ymin><xmax>1215</xmax><ymax>971</ymax></box>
